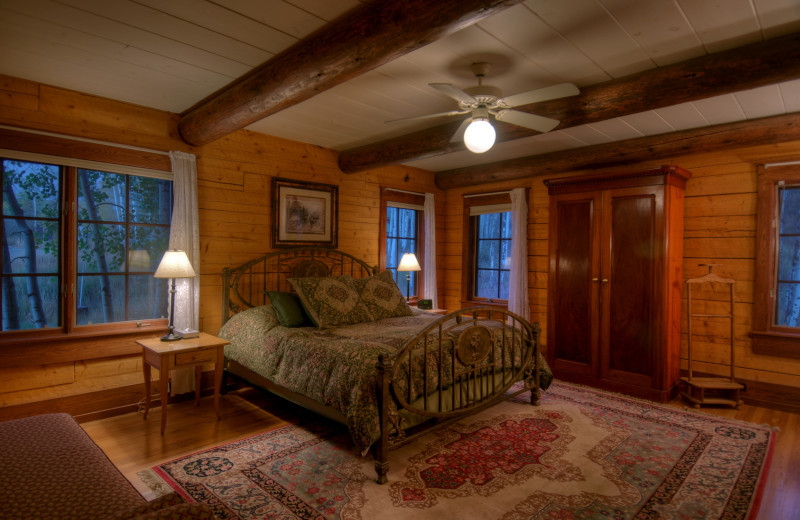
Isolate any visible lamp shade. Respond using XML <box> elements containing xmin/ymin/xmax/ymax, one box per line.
<box><xmin>397</xmin><ymin>252</ymin><xmax>422</xmax><ymax>272</ymax></box>
<box><xmin>154</xmin><ymin>250</ymin><xmax>196</xmax><ymax>279</ymax></box>
<box><xmin>463</xmin><ymin>118</ymin><xmax>496</xmax><ymax>153</ymax></box>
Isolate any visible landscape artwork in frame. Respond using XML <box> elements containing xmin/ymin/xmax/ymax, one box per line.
<box><xmin>272</xmin><ymin>177</ymin><xmax>338</xmax><ymax>248</ymax></box>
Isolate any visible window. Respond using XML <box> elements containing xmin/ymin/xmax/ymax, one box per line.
<box><xmin>380</xmin><ymin>189</ymin><xmax>424</xmax><ymax>299</ymax></box>
<box><xmin>462</xmin><ymin>193</ymin><xmax>511</xmax><ymax>305</ymax></box>
<box><xmin>475</xmin><ymin>211</ymin><xmax>511</xmax><ymax>300</ymax></box>
<box><xmin>752</xmin><ymin>164</ymin><xmax>800</xmax><ymax>354</ymax></box>
<box><xmin>2</xmin><ymin>157</ymin><xmax>171</xmax><ymax>333</ymax></box>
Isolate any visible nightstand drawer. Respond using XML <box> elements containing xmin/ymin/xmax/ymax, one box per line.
<box><xmin>175</xmin><ymin>349</ymin><xmax>215</xmax><ymax>366</ymax></box>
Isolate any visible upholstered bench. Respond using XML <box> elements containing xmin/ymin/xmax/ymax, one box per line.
<box><xmin>0</xmin><ymin>413</ymin><xmax>214</xmax><ymax>519</ymax></box>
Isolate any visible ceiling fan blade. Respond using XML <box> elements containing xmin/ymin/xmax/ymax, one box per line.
<box><xmin>449</xmin><ymin>117</ymin><xmax>472</xmax><ymax>144</ymax></box>
<box><xmin>429</xmin><ymin>83</ymin><xmax>478</xmax><ymax>105</ymax></box>
<box><xmin>386</xmin><ymin>109</ymin><xmax>469</xmax><ymax>124</ymax></box>
<box><xmin>497</xmin><ymin>82</ymin><xmax>580</xmax><ymax>108</ymax></box>
<box><xmin>494</xmin><ymin>109</ymin><xmax>560</xmax><ymax>133</ymax></box>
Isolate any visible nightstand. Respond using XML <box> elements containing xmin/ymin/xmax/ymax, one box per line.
<box><xmin>419</xmin><ymin>308</ymin><xmax>449</xmax><ymax>315</ymax></box>
<box><xmin>137</xmin><ymin>332</ymin><xmax>229</xmax><ymax>434</ymax></box>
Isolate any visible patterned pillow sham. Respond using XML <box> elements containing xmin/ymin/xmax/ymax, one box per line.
<box><xmin>217</xmin><ymin>305</ymin><xmax>279</xmax><ymax>351</ymax></box>
<box><xmin>353</xmin><ymin>270</ymin><xmax>413</xmax><ymax>321</ymax></box>
<box><xmin>288</xmin><ymin>275</ymin><xmax>372</xmax><ymax>328</ymax></box>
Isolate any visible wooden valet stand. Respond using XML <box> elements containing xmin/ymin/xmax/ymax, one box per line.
<box><xmin>680</xmin><ymin>264</ymin><xmax>744</xmax><ymax>408</ymax></box>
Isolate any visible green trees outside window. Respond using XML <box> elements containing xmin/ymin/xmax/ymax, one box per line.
<box><xmin>2</xmin><ymin>158</ymin><xmax>172</xmax><ymax>331</ymax></box>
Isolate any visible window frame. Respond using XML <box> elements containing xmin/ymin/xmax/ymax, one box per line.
<box><xmin>461</xmin><ymin>192</ymin><xmax>512</xmax><ymax>308</ymax></box>
<box><xmin>0</xmin><ymin>128</ymin><xmax>173</xmax><ymax>343</ymax></box>
<box><xmin>752</xmin><ymin>163</ymin><xmax>800</xmax><ymax>356</ymax></box>
<box><xmin>379</xmin><ymin>188</ymin><xmax>425</xmax><ymax>301</ymax></box>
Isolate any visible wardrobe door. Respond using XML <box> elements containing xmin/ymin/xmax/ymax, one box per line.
<box><xmin>599</xmin><ymin>185</ymin><xmax>665</xmax><ymax>388</ymax></box>
<box><xmin>547</xmin><ymin>192</ymin><xmax>601</xmax><ymax>376</ymax></box>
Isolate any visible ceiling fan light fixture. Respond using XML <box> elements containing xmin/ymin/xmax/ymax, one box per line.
<box><xmin>463</xmin><ymin>117</ymin><xmax>495</xmax><ymax>153</ymax></box>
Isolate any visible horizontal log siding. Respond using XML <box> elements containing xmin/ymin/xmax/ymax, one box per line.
<box><xmin>0</xmin><ymin>74</ymin><xmax>443</xmax><ymax>417</ymax></box>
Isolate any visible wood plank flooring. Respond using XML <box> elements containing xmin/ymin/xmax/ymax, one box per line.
<box><xmin>81</xmin><ymin>387</ymin><xmax>800</xmax><ymax>519</ymax></box>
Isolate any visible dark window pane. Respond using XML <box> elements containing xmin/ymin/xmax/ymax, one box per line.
<box><xmin>78</xmin><ymin>170</ymin><xmax>126</xmax><ymax>223</ymax></box>
<box><xmin>778</xmin><ymin>237</ymin><xmax>800</xmax><ymax>282</ymax></box>
<box><xmin>477</xmin><ymin>239</ymin><xmax>499</xmax><ymax>269</ymax></box>
<box><xmin>478</xmin><ymin>213</ymin><xmax>500</xmax><ymax>238</ymax></box>
<box><xmin>499</xmin><ymin>270</ymin><xmax>510</xmax><ymax>300</ymax></box>
<box><xmin>501</xmin><ymin>211</ymin><xmax>512</xmax><ymax>238</ymax></box>
<box><xmin>129</xmin><ymin>225</ymin><xmax>169</xmax><ymax>272</ymax></box>
<box><xmin>129</xmin><ymin>177</ymin><xmax>171</xmax><ymax>224</ymax></box>
<box><xmin>2</xmin><ymin>160</ymin><xmax>60</xmax><ymax>218</ymax></box>
<box><xmin>77</xmin><ymin>223</ymin><xmax>126</xmax><ymax>273</ymax></box>
<box><xmin>3</xmin><ymin>219</ymin><xmax>59</xmax><ymax>274</ymax></box>
<box><xmin>386</xmin><ymin>239</ymin><xmax>398</xmax><ymax>269</ymax></box>
<box><xmin>76</xmin><ymin>274</ymin><xmax>126</xmax><ymax>324</ymax></box>
<box><xmin>386</xmin><ymin>207</ymin><xmax>397</xmax><ymax>237</ymax></box>
<box><xmin>476</xmin><ymin>269</ymin><xmax>498</xmax><ymax>299</ymax></box>
<box><xmin>776</xmin><ymin>282</ymin><xmax>800</xmax><ymax>327</ymax></box>
<box><xmin>129</xmin><ymin>275</ymin><xmax>169</xmax><ymax>321</ymax></box>
<box><xmin>500</xmin><ymin>238</ymin><xmax>511</xmax><ymax>269</ymax></box>
<box><xmin>398</xmin><ymin>208</ymin><xmax>416</xmax><ymax>238</ymax></box>
<box><xmin>779</xmin><ymin>186</ymin><xmax>800</xmax><ymax>234</ymax></box>
<box><xmin>3</xmin><ymin>275</ymin><xmax>59</xmax><ymax>330</ymax></box>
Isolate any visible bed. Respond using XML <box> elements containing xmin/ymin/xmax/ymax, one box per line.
<box><xmin>218</xmin><ymin>248</ymin><xmax>551</xmax><ymax>483</ymax></box>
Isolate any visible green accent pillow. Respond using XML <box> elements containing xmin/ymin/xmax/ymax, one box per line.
<box><xmin>267</xmin><ymin>291</ymin><xmax>311</xmax><ymax>327</ymax></box>
<box><xmin>353</xmin><ymin>270</ymin><xmax>414</xmax><ymax>321</ymax></box>
<box><xmin>288</xmin><ymin>275</ymin><xmax>372</xmax><ymax>328</ymax></box>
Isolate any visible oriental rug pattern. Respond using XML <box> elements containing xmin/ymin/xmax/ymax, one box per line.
<box><xmin>139</xmin><ymin>382</ymin><xmax>774</xmax><ymax>520</ymax></box>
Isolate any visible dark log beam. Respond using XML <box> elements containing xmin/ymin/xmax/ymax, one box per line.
<box><xmin>434</xmin><ymin>112</ymin><xmax>800</xmax><ymax>189</ymax></box>
<box><xmin>339</xmin><ymin>31</ymin><xmax>800</xmax><ymax>173</ymax></box>
<box><xmin>178</xmin><ymin>0</ymin><xmax>522</xmax><ymax>146</ymax></box>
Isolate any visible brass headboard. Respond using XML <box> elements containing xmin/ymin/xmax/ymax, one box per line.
<box><xmin>221</xmin><ymin>248</ymin><xmax>377</xmax><ymax>325</ymax></box>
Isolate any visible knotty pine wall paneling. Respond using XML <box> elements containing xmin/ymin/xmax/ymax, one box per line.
<box><xmin>441</xmin><ymin>144</ymin><xmax>800</xmax><ymax>412</ymax></box>
<box><xmin>0</xmin><ymin>74</ymin><xmax>444</xmax><ymax>419</ymax></box>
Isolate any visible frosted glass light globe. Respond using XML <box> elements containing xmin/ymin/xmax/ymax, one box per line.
<box><xmin>463</xmin><ymin>119</ymin><xmax>496</xmax><ymax>153</ymax></box>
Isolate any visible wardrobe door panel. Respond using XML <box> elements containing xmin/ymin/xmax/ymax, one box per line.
<box><xmin>548</xmin><ymin>195</ymin><xmax>599</xmax><ymax>375</ymax></box>
<box><xmin>602</xmin><ymin>187</ymin><xmax>663</xmax><ymax>388</ymax></box>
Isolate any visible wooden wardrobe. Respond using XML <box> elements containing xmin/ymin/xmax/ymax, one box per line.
<box><xmin>544</xmin><ymin>166</ymin><xmax>690</xmax><ymax>402</ymax></box>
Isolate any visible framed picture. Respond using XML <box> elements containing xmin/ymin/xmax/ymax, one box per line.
<box><xmin>272</xmin><ymin>177</ymin><xmax>338</xmax><ymax>248</ymax></box>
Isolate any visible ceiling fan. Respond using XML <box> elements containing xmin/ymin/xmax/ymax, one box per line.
<box><xmin>389</xmin><ymin>62</ymin><xmax>580</xmax><ymax>153</ymax></box>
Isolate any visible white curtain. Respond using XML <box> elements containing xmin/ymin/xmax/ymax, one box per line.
<box><xmin>167</xmin><ymin>151</ymin><xmax>200</xmax><ymax>395</ymax></box>
<box><xmin>507</xmin><ymin>188</ymin><xmax>530</xmax><ymax>320</ymax></box>
<box><xmin>423</xmin><ymin>193</ymin><xmax>438</xmax><ymax>309</ymax></box>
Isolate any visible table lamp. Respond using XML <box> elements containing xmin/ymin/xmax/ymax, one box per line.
<box><xmin>396</xmin><ymin>252</ymin><xmax>421</xmax><ymax>301</ymax></box>
<box><xmin>154</xmin><ymin>250</ymin><xmax>196</xmax><ymax>341</ymax></box>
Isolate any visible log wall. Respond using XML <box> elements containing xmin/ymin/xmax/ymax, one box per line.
<box><xmin>0</xmin><ymin>74</ymin><xmax>444</xmax><ymax>419</ymax></box>
<box><xmin>441</xmin><ymin>145</ymin><xmax>800</xmax><ymax>411</ymax></box>
<box><xmin>2</xmin><ymin>72</ymin><xmax>799</xmax><ymax>417</ymax></box>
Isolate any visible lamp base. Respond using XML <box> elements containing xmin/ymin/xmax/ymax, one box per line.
<box><xmin>160</xmin><ymin>331</ymin><xmax>182</xmax><ymax>342</ymax></box>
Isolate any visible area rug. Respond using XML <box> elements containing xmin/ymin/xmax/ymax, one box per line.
<box><xmin>138</xmin><ymin>382</ymin><xmax>774</xmax><ymax>519</ymax></box>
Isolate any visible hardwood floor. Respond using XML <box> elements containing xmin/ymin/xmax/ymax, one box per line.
<box><xmin>81</xmin><ymin>386</ymin><xmax>800</xmax><ymax>519</ymax></box>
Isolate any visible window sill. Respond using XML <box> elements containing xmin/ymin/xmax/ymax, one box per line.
<box><xmin>751</xmin><ymin>330</ymin><xmax>800</xmax><ymax>358</ymax></box>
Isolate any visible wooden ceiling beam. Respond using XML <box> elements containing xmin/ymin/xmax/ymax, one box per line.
<box><xmin>177</xmin><ymin>0</ymin><xmax>523</xmax><ymax>146</ymax></box>
<box><xmin>434</xmin><ymin>112</ymin><xmax>800</xmax><ymax>189</ymax></box>
<box><xmin>339</xmin><ymin>31</ymin><xmax>800</xmax><ymax>174</ymax></box>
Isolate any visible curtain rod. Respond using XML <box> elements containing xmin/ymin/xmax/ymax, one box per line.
<box><xmin>384</xmin><ymin>187</ymin><xmax>425</xmax><ymax>196</ymax></box>
<box><xmin>764</xmin><ymin>160</ymin><xmax>800</xmax><ymax>168</ymax></box>
<box><xmin>0</xmin><ymin>124</ymin><xmax>171</xmax><ymax>156</ymax></box>
<box><xmin>463</xmin><ymin>190</ymin><xmax>511</xmax><ymax>198</ymax></box>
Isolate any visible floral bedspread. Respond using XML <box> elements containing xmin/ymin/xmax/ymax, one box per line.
<box><xmin>218</xmin><ymin>306</ymin><xmax>551</xmax><ymax>451</ymax></box>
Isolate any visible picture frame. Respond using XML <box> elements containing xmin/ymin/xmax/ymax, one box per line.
<box><xmin>272</xmin><ymin>177</ymin><xmax>338</xmax><ymax>248</ymax></box>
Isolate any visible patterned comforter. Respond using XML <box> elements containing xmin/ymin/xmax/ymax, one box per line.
<box><xmin>218</xmin><ymin>305</ymin><xmax>551</xmax><ymax>451</ymax></box>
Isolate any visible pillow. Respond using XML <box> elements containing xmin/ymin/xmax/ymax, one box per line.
<box><xmin>353</xmin><ymin>270</ymin><xmax>414</xmax><ymax>321</ymax></box>
<box><xmin>217</xmin><ymin>305</ymin><xmax>278</xmax><ymax>342</ymax></box>
<box><xmin>288</xmin><ymin>275</ymin><xmax>372</xmax><ymax>328</ymax></box>
<box><xmin>267</xmin><ymin>291</ymin><xmax>311</xmax><ymax>327</ymax></box>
